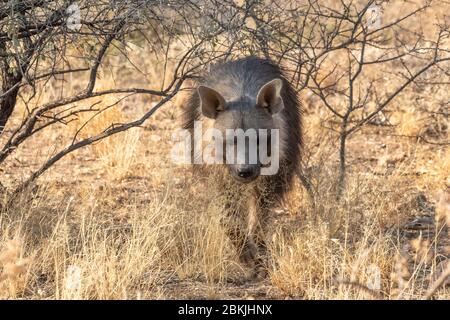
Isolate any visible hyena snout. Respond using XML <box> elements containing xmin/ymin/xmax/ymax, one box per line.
<box><xmin>230</xmin><ymin>164</ymin><xmax>261</xmax><ymax>183</ymax></box>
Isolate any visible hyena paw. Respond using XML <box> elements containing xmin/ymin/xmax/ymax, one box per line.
<box><xmin>254</xmin><ymin>265</ymin><xmax>269</xmax><ymax>280</ymax></box>
<box><xmin>239</xmin><ymin>249</ymin><xmax>256</xmax><ymax>268</ymax></box>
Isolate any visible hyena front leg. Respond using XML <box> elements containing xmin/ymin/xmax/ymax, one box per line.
<box><xmin>222</xmin><ymin>202</ymin><xmax>258</xmax><ymax>269</ymax></box>
<box><xmin>223</xmin><ymin>195</ymin><xmax>269</xmax><ymax>278</ymax></box>
<box><xmin>245</xmin><ymin>194</ymin><xmax>270</xmax><ymax>278</ymax></box>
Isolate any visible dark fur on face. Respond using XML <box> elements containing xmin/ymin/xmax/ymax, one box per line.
<box><xmin>184</xmin><ymin>57</ymin><xmax>302</xmax><ymax>189</ymax></box>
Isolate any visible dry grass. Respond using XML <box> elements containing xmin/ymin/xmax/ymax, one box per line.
<box><xmin>1</xmin><ymin>105</ymin><xmax>447</xmax><ymax>299</ymax></box>
<box><xmin>0</xmin><ymin>1</ymin><xmax>449</xmax><ymax>300</ymax></box>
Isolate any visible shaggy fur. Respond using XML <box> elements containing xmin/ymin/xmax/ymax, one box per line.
<box><xmin>182</xmin><ymin>56</ymin><xmax>302</xmax><ymax>277</ymax></box>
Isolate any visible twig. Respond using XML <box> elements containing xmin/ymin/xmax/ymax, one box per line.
<box><xmin>424</xmin><ymin>263</ymin><xmax>450</xmax><ymax>300</ymax></box>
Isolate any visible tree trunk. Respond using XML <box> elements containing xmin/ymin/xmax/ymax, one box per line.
<box><xmin>0</xmin><ymin>42</ymin><xmax>22</xmax><ymax>135</ymax></box>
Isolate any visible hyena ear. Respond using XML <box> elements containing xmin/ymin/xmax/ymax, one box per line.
<box><xmin>197</xmin><ymin>85</ymin><xmax>226</xmax><ymax>119</ymax></box>
<box><xmin>256</xmin><ymin>78</ymin><xmax>284</xmax><ymax>115</ymax></box>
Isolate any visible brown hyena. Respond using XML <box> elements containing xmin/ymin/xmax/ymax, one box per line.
<box><xmin>182</xmin><ymin>56</ymin><xmax>302</xmax><ymax>278</ymax></box>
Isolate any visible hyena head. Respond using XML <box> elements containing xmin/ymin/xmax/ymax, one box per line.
<box><xmin>197</xmin><ymin>78</ymin><xmax>284</xmax><ymax>183</ymax></box>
